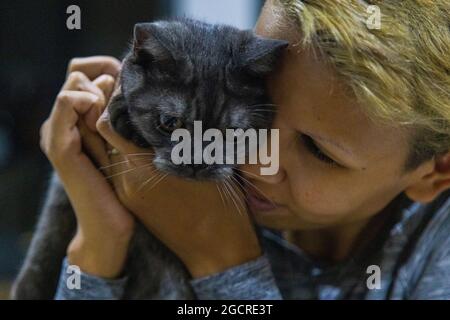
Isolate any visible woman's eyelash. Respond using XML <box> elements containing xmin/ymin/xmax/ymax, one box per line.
<box><xmin>299</xmin><ymin>134</ymin><xmax>339</xmax><ymax>167</ymax></box>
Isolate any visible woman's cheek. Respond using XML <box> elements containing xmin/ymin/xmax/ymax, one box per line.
<box><xmin>289</xmin><ymin>171</ymin><xmax>355</xmax><ymax>221</ymax></box>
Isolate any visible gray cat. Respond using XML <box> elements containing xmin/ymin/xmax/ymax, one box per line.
<box><xmin>11</xmin><ymin>18</ymin><xmax>288</xmax><ymax>299</ymax></box>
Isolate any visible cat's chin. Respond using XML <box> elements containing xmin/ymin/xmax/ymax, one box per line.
<box><xmin>152</xmin><ymin>159</ymin><xmax>234</xmax><ymax>182</ymax></box>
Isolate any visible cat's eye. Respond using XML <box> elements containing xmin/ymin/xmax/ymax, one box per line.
<box><xmin>299</xmin><ymin>134</ymin><xmax>340</xmax><ymax>167</ymax></box>
<box><xmin>158</xmin><ymin>114</ymin><xmax>183</xmax><ymax>133</ymax></box>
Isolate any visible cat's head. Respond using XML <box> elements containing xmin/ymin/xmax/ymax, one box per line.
<box><xmin>119</xmin><ymin>19</ymin><xmax>288</xmax><ymax>180</ymax></box>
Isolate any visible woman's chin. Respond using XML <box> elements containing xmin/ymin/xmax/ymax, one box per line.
<box><xmin>249</xmin><ymin>205</ymin><xmax>337</xmax><ymax>231</ymax></box>
<box><xmin>249</xmin><ymin>206</ymin><xmax>303</xmax><ymax>230</ymax></box>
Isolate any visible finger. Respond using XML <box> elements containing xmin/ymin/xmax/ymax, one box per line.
<box><xmin>96</xmin><ymin>108</ymin><xmax>147</xmax><ymax>156</ymax></box>
<box><xmin>67</xmin><ymin>56</ymin><xmax>121</xmax><ymax>80</ymax></box>
<box><xmin>61</xmin><ymin>72</ymin><xmax>110</xmax><ymax>131</ymax></box>
<box><xmin>93</xmin><ymin>74</ymin><xmax>116</xmax><ymax>109</ymax></box>
<box><xmin>79</xmin><ymin>120</ymin><xmax>110</xmax><ymax>168</ymax></box>
<box><xmin>51</xmin><ymin>91</ymin><xmax>100</xmax><ymax>132</ymax></box>
<box><xmin>39</xmin><ymin>120</ymin><xmax>49</xmax><ymax>153</ymax></box>
<box><xmin>62</xmin><ymin>71</ymin><xmax>105</xmax><ymax>102</ymax></box>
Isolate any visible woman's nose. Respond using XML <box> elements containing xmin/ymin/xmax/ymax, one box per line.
<box><xmin>239</xmin><ymin>163</ymin><xmax>286</xmax><ymax>184</ymax></box>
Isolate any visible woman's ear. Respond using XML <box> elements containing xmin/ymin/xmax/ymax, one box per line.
<box><xmin>405</xmin><ymin>151</ymin><xmax>450</xmax><ymax>203</ymax></box>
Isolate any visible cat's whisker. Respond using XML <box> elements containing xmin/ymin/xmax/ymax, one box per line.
<box><xmin>105</xmin><ymin>163</ymin><xmax>154</xmax><ymax>180</ymax></box>
<box><xmin>249</xmin><ymin>110</ymin><xmax>273</xmax><ymax>115</ymax></box>
<box><xmin>216</xmin><ymin>183</ymin><xmax>226</xmax><ymax>210</ymax></box>
<box><xmin>100</xmin><ymin>159</ymin><xmax>131</xmax><ymax>170</ymax></box>
<box><xmin>231</xmin><ymin>181</ymin><xmax>247</xmax><ymax>216</ymax></box>
<box><xmin>100</xmin><ymin>153</ymin><xmax>154</xmax><ymax>171</ymax></box>
<box><xmin>229</xmin><ymin>176</ymin><xmax>248</xmax><ymax>214</ymax></box>
<box><xmin>236</xmin><ymin>168</ymin><xmax>274</xmax><ymax>186</ymax></box>
<box><xmin>249</xmin><ymin>113</ymin><xmax>272</xmax><ymax>122</ymax></box>
<box><xmin>229</xmin><ymin>180</ymin><xmax>246</xmax><ymax>215</ymax></box>
<box><xmin>234</xmin><ymin>170</ymin><xmax>276</xmax><ymax>206</ymax></box>
<box><xmin>147</xmin><ymin>173</ymin><xmax>168</xmax><ymax>192</ymax></box>
<box><xmin>223</xmin><ymin>180</ymin><xmax>237</xmax><ymax>214</ymax></box>
<box><xmin>123</xmin><ymin>153</ymin><xmax>155</xmax><ymax>158</ymax></box>
<box><xmin>234</xmin><ymin>168</ymin><xmax>261</xmax><ymax>179</ymax></box>
<box><xmin>137</xmin><ymin>172</ymin><xmax>162</xmax><ymax>192</ymax></box>
<box><xmin>129</xmin><ymin>171</ymin><xmax>159</xmax><ymax>197</ymax></box>
<box><xmin>124</xmin><ymin>152</ymin><xmax>155</xmax><ymax>156</ymax></box>
<box><xmin>247</xmin><ymin>103</ymin><xmax>279</xmax><ymax>108</ymax></box>
<box><xmin>250</xmin><ymin>109</ymin><xmax>278</xmax><ymax>113</ymax></box>
<box><xmin>224</xmin><ymin>179</ymin><xmax>244</xmax><ymax>216</ymax></box>
<box><xmin>240</xmin><ymin>179</ymin><xmax>275</xmax><ymax>206</ymax></box>
<box><xmin>230</xmin><ymin>175</ymin><xmax>249</xmax><ymax>203</ymax></box>
<box><xmin>221</xmin><ymin>181</ymin><xmax>233</xmax><ymax>211</ymax></box>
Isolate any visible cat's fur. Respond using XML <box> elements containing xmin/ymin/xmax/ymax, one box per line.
<box><xmin>11</xmin><ymin>18</ymin><xmax>288</xmax><ymax>299</ymax></box>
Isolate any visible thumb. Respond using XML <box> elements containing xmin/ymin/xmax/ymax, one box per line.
<box><xmin>83</xmin><ymin>74</ymin><xmax>116</xmax><ymax>132</ymax></box>
<box><xmin>96</xmin><ymin>107</ymin><xmax>149</xmax><ymax>157</ymax></box>
<box><xmin>93</xmin><ymin>74</ymin><xmax>116</xmax><ymax>109</ymax></box>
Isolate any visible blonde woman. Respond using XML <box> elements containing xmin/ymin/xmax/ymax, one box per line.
<box><xmin>39</xmin><ymin>0</ymin><xmax>450</xmax><ymax>299</ymax></box>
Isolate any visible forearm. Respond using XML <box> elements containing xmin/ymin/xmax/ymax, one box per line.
<box><xmin>54</xmin><ymin>156</ymin><xmax>134</xmax><ymax>279</ymax></box>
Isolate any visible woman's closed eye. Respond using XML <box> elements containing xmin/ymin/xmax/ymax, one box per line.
<box><xmin>299</xmin><ymin>134</ymin><xmax>341</xmax><ymax>168</ymax></box>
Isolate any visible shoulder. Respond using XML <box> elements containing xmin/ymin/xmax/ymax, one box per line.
<box><xmin>417</xmin><ymin>192</ymin><xmax>450</xmax><ymax>256</ymax></box>
<box><xmin>401</xmin><ymin>191</ymin><xmax>450</xmax><ymax>299</ymax></box>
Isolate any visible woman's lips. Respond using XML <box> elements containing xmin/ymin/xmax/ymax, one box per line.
<box><xmin>246</xmin><ymin>188</ymin><xmax>278</xmax><ymax>212</ymax></box>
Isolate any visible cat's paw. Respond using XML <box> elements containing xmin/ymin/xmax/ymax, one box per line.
<box><xmin>108</xmin><ymin>93</ymin><xmax>150</xmax><ymax>148</ymax></box>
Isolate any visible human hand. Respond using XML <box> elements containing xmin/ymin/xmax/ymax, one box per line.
<box><xmin>40</xmin><ymin>56</ymin><xmax>135</xmax><ymax>278</ymax></box>
<box><xmin>96</xmin><ymin>105</ymin><xmax>262</xmax><ymax>278</ymax></box>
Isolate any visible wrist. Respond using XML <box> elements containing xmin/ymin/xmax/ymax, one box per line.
<box><xmin>184</xmin><ymin>240</ymin><xmax>262</xmax><ymax>279</ymax></box>
<box><xmin>67</xmin><ymin>232</ymin><xmax>131</xmax><ymax>279</ymax></box>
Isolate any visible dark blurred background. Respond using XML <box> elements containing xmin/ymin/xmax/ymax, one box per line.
<box><xmin>0</xmin><ymin>0</ymin><xmax>263</xmax><ymax>298</ymax></box>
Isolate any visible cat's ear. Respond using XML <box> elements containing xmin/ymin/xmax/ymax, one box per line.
<box><xmin>240</xmin><ymin>37</ymin><xmax>289</xmax><ymax>75</ymax></box>
<box><xmin>133</xmin><ymin>22</ymin><xmax>174</xmax><ymax>65</ymax></box>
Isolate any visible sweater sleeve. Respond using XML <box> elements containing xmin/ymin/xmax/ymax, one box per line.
<box><xmin>54</xmin><ymin>254</ymin><xmax>283</xmax><ymax>300</ymax></box>
<box><xmin>190</xmin><ymin>254</ymin><xmax>283</xmax><ymax>300</ymax></box>
<box><xmin>54</xmin><ymin>257</ymin><xmax>127</xmax><ymax>300</ymax></box>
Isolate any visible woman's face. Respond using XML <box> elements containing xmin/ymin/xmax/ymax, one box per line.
<box><xmin>241</xmin><ymin>2</ymin><xmax>433</xmax><ymax>230</ymax></box>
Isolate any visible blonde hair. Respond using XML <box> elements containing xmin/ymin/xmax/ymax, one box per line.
<box><xmin>273</xmin><ymin>0</ymin><xmax>450</xmax><ymax>171</ymax></box>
